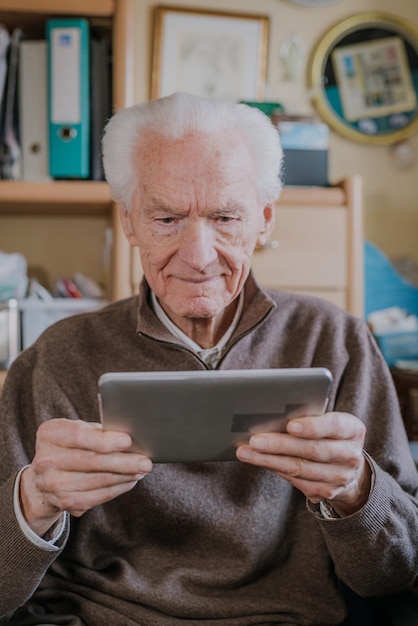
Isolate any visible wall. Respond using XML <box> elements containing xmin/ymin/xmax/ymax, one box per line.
<box><xmin>132</xmin><ymin>0</ymin><xmax>418</xmax><ymax>267</ymax></box>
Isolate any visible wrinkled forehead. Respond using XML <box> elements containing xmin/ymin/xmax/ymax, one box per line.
<box><xmin>134</xmin><ymin>129</ymin><xmax>256</xmax><ymax>183</ymax></box>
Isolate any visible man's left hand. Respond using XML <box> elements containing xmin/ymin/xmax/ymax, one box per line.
<box><xmin>236</xmin><ymin>412</ymin><xmax>371</xmax><ymax>517</ymax></box>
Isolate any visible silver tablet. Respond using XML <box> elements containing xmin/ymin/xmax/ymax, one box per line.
<box><xmin>98</xmin><ymin>368</ymin><xmax>333</xmax><ymax>463</ymax></box>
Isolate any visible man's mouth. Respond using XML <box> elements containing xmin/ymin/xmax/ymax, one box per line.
<box><xmin>175</xmin><ymin>275</ymin><xmax>220</xmax><ymax>284</ymax></box>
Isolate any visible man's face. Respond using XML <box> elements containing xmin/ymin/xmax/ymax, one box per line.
<box><xmin>121</xmin><ymin>131</ymin><xmax>274</xmax><ymax>334</ymax></box>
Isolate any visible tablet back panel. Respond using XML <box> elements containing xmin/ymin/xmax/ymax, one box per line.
<box><xmin>98</xmin><ymin>368</ymin><xmax>333</xmax><ymax>463</ymax></box>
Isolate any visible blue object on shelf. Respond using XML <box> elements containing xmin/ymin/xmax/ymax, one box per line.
<box><xmin>365</xmin><ymin>241</ymin><xmax>418</xmax><ymax>365</ymax></box>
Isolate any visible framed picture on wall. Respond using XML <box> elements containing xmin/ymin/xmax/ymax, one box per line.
<box><xmin>309</xmin><ymin>12</ymin><xmax>418</xmax><ymax>144</ymax></box>
<box><xmin>150</xmin><ymin>6</ymin><xmax>269</xmax><ymax>101</ymax></box>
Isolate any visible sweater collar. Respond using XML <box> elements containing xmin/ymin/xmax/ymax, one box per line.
<box><xmin>136</xmin><ymin>271</ymin><xmax>276</xmax><ymax>348</ymax></box>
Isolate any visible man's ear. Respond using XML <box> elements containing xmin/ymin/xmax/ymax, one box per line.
<box><xmin>256</xmin><ymin>204</ymin><xmax>275</xmax><ymax>247</ymax></box>
<box><xmin>119</xmin><ymin>205</ymin><xmax>137</xmax><ymax>246</ymax></box>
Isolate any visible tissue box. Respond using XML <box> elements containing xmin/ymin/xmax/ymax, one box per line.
<box><xmin>278</xmin><ymin>121</ymin><xmax>329</xmax><ymax>187</ymax></box>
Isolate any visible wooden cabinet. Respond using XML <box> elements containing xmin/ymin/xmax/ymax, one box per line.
<box><xmin>0</xmin><ymin>0</ymin><xmax>134</xmax><ymax>302</ymax></box>
<box><xmin>252</xmin><ymin>176</ymin><xmax>364</xmax><ymax>317</ymax></box>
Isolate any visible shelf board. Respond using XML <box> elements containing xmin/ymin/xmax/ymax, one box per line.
<box><xmin>0</xmin><ymin>181</ymin><xmax>346</xmax><ymax>216</ymax></box>
<box><xmin>0</xmin><ymin>181</ymin><xmax>113</xmax><ymax>216</ymax></box>
<box><xmin>1</xmin><ymin>0</ymin><xmax>114</xmax><ymax>16</ymax></box>
<box><xmin>280</xmin><ymin>184</ymin><xmax>346</xmax><ymax>207</ymax></box>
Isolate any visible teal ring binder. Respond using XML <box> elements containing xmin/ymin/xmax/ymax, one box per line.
<box><xmin>47</xmin><ymin>18</ymin><xmax>90</xmax><ymax>179</ymax></box>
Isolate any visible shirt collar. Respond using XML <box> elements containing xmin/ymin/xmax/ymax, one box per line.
<box><xmin>150</xmin><ymin>290</ymin><xmax>244</xmax><ymax>367</ymax></box>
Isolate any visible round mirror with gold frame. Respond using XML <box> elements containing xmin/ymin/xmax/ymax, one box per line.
<box><xmin>309</xmin><ymin>12</ymin><xmax>418</xmax><ymax>144</ymax></box>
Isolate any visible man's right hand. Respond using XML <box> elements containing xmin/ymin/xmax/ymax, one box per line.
<box><xmin>19</xmin><ymin>418</ymin><xmax>152</xmax><ymax>538</ymax></box>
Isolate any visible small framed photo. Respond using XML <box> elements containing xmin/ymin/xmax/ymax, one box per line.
<box><xmin>332</xmin><ymin>36</ymin><xmax>416</xmax><ymax>122</ymax></box>
<box><xmin>151</xmin><ymin>6</ymin><xmax>269</xmax><ymax>101</ymax></box>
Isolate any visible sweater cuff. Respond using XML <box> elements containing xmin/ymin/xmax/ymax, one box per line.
<box><xmin>14</xmin><ymin>467</ymin><xmax>68</xmax><ymax>550</ymax></box>
<box><xmin>1</xmin><ymin>471</ymin><xmax>69</xmax><ymax>565</ymax></box>
<box><xmin>0</xmin><ymin>472</ymin><xmax>70</xmax><ymax>617</ymax></box>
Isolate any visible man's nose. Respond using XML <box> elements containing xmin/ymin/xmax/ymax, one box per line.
<box><xmin>178</xmin><ymin>220</ymin><xmax>218</xmax><ymax>271</ymax></box>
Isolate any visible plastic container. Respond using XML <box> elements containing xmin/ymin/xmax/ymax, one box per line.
<box><xmin>19</xmin><ymin>298</ymin><xmax>106</xmax><ymax>349</ymax></box>
<box><xmin>374</xmin><ymin>331</ymin><xmax>418</xmax><ymax>367</ymax></box>
<box><xmin>0</xmin><ymin>299</ymin><xmax>20</xmax><ymax>368</ymax></box>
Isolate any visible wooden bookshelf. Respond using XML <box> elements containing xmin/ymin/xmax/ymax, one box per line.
<box><xmin>0</xmin><ymin>0</ymin><xmax>134</xmax><ymax>301</ymax></box>
<box><xmin>0</xmin><ymin>0</ymin><xmax>135</xmax><ymax>387</ymax></box>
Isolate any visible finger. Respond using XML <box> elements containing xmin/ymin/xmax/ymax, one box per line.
<box><xmin>277</xmin><ymin>456</ymin><xmax>370</xmax><ymax>508</ymax></box>
<box><xmin>42</xmin><ymin>469</ymin><xmax>148</xmax><ymax>498</ymax></box>
<box><xmin>57</xmin><ymin>479</ymin><xmax>142</xmax><ymax>517</ymax></box>
<box><xmin>237</xmin><ymin>445</ymin><xmax>359</xmax><ymax>482</ymax></box>
<box><xmin>275</xmin><ymin>473</ymin><xmax>348</xmax><ymax>503</ymax></box>
<box><xmin>286</xmin><ymin>412</ymin><xmax>366</xmax><ymax>441</ymax></box>
<box><xmin>34</xmin><ymin>446</ymin><xmax>153</xmax><ymax>476</ymax></box>
<box><xmin>37</xmin><ymin>419</ymin><xmax>133</xmax><ymax>453</ymax></box>
<box><xmin>245</xmin><ymin>432</ymin><xmax>362</xmax><ymax>465</ymax></box>
<box><xmin>237</xmin><ymin>447</ymin><xmax>366</xmax><ymax>506</ymax></box>
<box><xmin>269</xmin><ymin>453</ymin><xmax>360</xmax><ymax>484</ymax></box>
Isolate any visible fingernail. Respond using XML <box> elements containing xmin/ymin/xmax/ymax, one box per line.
<box><xmin>114</xmin><ymin>435</ymin><xmax>132</xmax><ymax>448</ymax></box>
<box><xmin>138</xmin><ymin>459</ymin><xmax>152</xmax><ymax>473</ymax></box>
<box><xmin>287</xmin><ymin>420</ymin><xmax>303</xmax><ymax>433</ymax></box>
<box><xmin>250</xmin><ymin>435</ymin><xmax>267</xmax><ymax>449</ymax></box>
<box><xmin>237</xmin><ymin>447</ymin><xmax>252</xmax><ymax>460</ymax></box>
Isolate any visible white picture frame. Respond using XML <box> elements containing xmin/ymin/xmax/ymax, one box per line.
<box><xmin>151</xmin><ymin>6</ymin><xmax>269</xmax><ymax>101</ymax></box>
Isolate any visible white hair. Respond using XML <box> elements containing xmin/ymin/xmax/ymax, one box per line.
<box><xmin>102</xmin><ymin>92</ymin><xmax>283</xmax><ymax>212</ymax></box>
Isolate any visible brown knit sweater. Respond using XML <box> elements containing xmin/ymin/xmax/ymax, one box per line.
<box><xmin>1</xmin><ymin>275</ymin><xmax>417</xmax><ymax>625</ymax></box>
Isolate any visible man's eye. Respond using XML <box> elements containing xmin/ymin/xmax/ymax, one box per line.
<box><xmin>218</xmin><ymin>216</ymin><xmax>234</xmax><ymax>223</ymax></box>
<box><xmin>157</xmin><ymin>217</ymin><xmax>176</xmax><ymax>224</ymax></box>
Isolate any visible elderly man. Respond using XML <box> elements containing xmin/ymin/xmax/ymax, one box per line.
<box><xmin>0</xmin><ymin>92</ymin><xmax>417</xmax><ymax>626</ymax></box>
